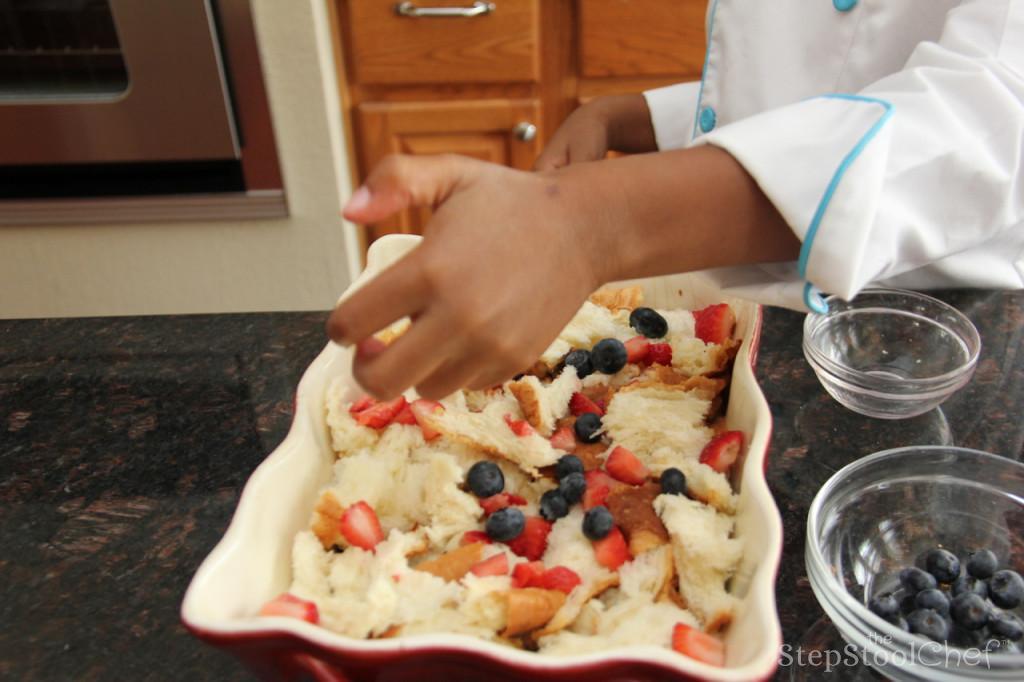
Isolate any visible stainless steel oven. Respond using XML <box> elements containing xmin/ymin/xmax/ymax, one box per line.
<box><xmin>0</xmin><ymin>0</ymin><xmax>285</xmax><ymax>223</ymax></box>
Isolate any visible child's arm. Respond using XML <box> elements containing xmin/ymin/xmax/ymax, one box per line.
<box><xmin>327</xmin><ymin>146</ymin><xmax>798</xmax><ymax>400</ymax></box>
<box><xmin>533</xmin><ymin>94</ymin><xmax>659</xmax><ymax>171</ymax></box>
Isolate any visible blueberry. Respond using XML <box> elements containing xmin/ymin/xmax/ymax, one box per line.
<box><xmin>952</xmin><ymin>575</ymin><xmax>988</xmax><ymax>599</ymax></box>
<box><xmin>966</xmin><ymin>549</ymin><xmax>999</xmax><ymax>580</ymax></box>
<box><xmin>564</xmin><ymin>349</ymin><xmax>594</xmax><ymax>379</ymax></box>
<box><xmin>900</xmin><ymin>566</ymin><xmax>938</xmax><ymax>594</ymax></box>
<box><xmin>559</xmin><ymin>471</ymin><xmax>586</xmax><ymax>505</ymax></box>
<box><xmin>915</xmin><ymin>588</ymin><xmax>950</xmax><ymax>615</ymax></box>
<box><xmin>988</xmin><ymin>570</ymin><xmax>1024</xmax><ymax>609</ymax></box>
<box><xmin>923</xmin><ymin>548</ymin><xmax>961</xmax><ymax>583</ymax></box>
<box><xmin>539</xmin><ymin>490</ymin><xmax>569</xmax><ymax>521</ymax></box>
<box><xmin>868</xmin><ymin>593</ymin><xmax>901</xmax><ymax>622</ymax></box>
<box><xmin>485</xmin><ymin>507</ymin><xmax>525</xmax><ymax>542</ymax></box>
<box><xmin>574</xmin><ymin>413</ymin><xmax>603</xmax><ymax>444</ymax></box>
<box><xmin>950</xmin><ymin>593</ymin><xmax>989</xmax><ymax>630</ymax></box>
<box><xmin>989</xmin><ymin>612</ymin><xmax>1024</xmax><ymax>641</ymax></box>
<box><xmin>950</xmin><ymin>625</ymin><xmax>988</xmax><ymax>648</ymax></box>
<box><xmin>893</xmin><ymin>616</ymin><xmax>910</xmax><ymax>632</ymax></box>
<box><xmin>590</xmin><ymin>338</ymin><xmax>628</xmax><ymax>374</ymax></box>
<box><xmin>907</xmin><ymin>608</ymin><xmax>951</xmax><ymax>642</ymax></box>
<box><xmin>628</xmin><ymin>307</ymin><xmax>669</xmax><ymax>339</ymax></box>
<box><xmin>555</xmin><ymin>454</ymin><xmax>584</xmax><ymax>480</ymax></box>
<box><xmin>900</xmin><ymin>593</ymin><xmax>918</xmax><ymax>615</ymax></box>
<box><xmin>466</xmin><ymin>461</ymin><xmax>504</xmax><ymax>498</ymax></box>
<box><xmin>582</xmin><ymin>506</ymin><xmax>614</xmax><ymax>540</ymax></box>
<box><xmin>660</xmin><ymin>467</ymin><xmax>687</xmax><ymax>496</ymax></box>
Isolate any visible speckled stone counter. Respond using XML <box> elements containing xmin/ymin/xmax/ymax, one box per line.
<box><xmin>1</xmin><ymin>290</ymin><xmax>1021</xmax><ymax>681</ymax></box>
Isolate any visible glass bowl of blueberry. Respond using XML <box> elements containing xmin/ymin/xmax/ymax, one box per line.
<box><xmin>806</xmin><ymin>445</ymin><xmax>1024</xmax><ymax>681</ymax></box>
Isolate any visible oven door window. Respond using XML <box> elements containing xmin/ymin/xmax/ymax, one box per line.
<box><xmin>0</xmin><ymin>0</ymin><xmax>129</xmax><ymax>99</ymax></box>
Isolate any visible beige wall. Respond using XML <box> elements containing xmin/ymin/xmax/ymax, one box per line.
<box><xmin>0</xmin><ymin>0</ymin><xmax>361</xmax><ymax>319</ymax></box>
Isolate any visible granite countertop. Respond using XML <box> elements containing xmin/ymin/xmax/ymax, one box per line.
<box><xmin>1</xmin><ymin>290</ymin><xmax>1021</xmax><ymax>681</ymax></box>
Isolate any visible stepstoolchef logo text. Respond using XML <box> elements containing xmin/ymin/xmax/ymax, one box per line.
<box><xmin>778</xmin><ymin>632</ymin><xmax>995</xmax><ymax>673</ymax></box>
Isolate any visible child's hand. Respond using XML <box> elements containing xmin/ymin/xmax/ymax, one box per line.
<box><xmin>326</xmin><ymin>155</ymin><xmax>609</xmax><ymax>400</ymax></box>
<box><xmin>534</xmin><ymin>94</ymin><xmax>658</xmax><ymax>171</ymax></box>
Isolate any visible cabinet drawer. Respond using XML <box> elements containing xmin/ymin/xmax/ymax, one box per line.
<box><xmin>578</xmin><ymin>0</ymin><xmax>707</xmax><ymax>78</ymax></box>
<box><xmin>345</xmin><ymin>0</ymin><xmax>540</xmax><ymax>85</ymax></box>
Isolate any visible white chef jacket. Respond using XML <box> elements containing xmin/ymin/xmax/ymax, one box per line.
<box><xmin>644</xmin><ymin>0</ymin><xmax>1024</xmax><ymax>311</ymax></box>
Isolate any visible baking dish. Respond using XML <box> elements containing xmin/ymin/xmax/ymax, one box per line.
<box><xmin>182</xmin><ymin>234</ymin><xmax>783</xmax><ymax>681</ymax></box>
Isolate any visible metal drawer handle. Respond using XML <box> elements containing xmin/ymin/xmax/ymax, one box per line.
<box><xmin>513</xmin><ymin>122</ymin><xmax>537</xmax><ymax>142</ymax></box>
<box><xmin>395</xmin><ymin>2</ymin><xmax>496</xmax><ymax>17</ymax></box>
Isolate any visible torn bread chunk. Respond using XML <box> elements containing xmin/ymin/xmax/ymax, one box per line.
<box><xmin>605</xmin><ymin>482</ymin><xmax>670</xmax><ymax>556</ymax></box>
<box><xmin>325</xmin><ymin>377</ymin><xmax>380</xmax><ymax>456</ymax></box>
<box><xmin>416</xmin><ymin>405</ymin><xmax>563</xmax><ymax>478</ymax></box>
<box><xmin>414</xmin><ymin>542</ymin><xmax>486</xmax><ymax>582</ymax></box>
<box><xmin>589</xmin><ymin>285</ymin><xmax>644</xmax><ymax>311</ymax></box>
<box><xmin>538</xmin><ymin>301</ymin><xmax>633</xmax><ymax>368</ymax></box>
<box><xmin>506</xmin><ymin>366</ymin><xmax>580</xmax><ymax>437</ymax></box>
<box><xmin>538</xmin><ymin>598</ymin><xmax>699</xmax><ymax>656</ymax></box>
<box><xmin>655</xmin><ymin>494</ymin><xmax>742</xmax><ymax>630</ymax></box>
<box><xmin>503</xmin><ymin>588</ymin><xmax>567</xmax><ymax>637</ymax></box>
<box><xmin>602</xmin><ymin>385</ymin><xmax>714</xmax><ymax>465</ymax></box>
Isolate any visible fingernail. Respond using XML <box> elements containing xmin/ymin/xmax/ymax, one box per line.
<box><xmin>344</xmin><ymin>186</ymin><xmax>371</xmax><ymax>214</ymax></box>
<box><xmin>356</xmin><ymin>337</ymin><xmax>387</xmax><ymax>360</ymax></box>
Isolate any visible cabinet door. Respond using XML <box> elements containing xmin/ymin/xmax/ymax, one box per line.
<box><xmin>356</xmin><ymin>99</ymin><xmax>542</xmax><ymax>241</ymax></box>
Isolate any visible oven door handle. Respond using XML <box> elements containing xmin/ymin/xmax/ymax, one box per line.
<box><xmin>394</xmin><ymin>2</ymin><xmax>495</xmax><ymax>17</ymax></box>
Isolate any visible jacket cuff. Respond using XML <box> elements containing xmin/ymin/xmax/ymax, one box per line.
<box><xmin>643</xmin><ymin>82</ymin><xmax>701</xmax><ymax>151</ymax></box>
<box><xmin>700</xmin><ymin>95</ymin><xmax>894</xmax><ymax>310</ymax></box>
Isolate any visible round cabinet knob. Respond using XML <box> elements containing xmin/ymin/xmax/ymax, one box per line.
<box><xmin>513</xmin><ymin>122</ymin><xmax>537</xmax><ymax>142</ymax></box>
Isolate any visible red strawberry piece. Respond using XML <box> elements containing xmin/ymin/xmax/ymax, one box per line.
<box><xmin>506</xmin><ymin>516</ymin><xmax>552</xmax><ymax>561</ymax></box>
<box><xmin>392</xmin><ymin>402</ymin><xmax>417</xmax><ymax>425</ymax></box>
<box><xmin>340</xmin><ymin>500</ymin><xmax>385</xmax><ymax>550</ymax></box>
<box><xmin>460</xmin><ymin>530</ymin><xmax>492</xmax><ymax>546</ymax></box>
<box><xmin>624</xmin><ymin>336</ymin><xmax>651</xmax><ymax>364</ymax></box>
<box><xmin>511</xmin><ymin>560</ymin><xmax>546</xmax><ymax>588</ymax></box>
<box><xmin>549</xmin><ymin>425</ymin><xmax>577</xmax><ymax>451</ymax></box>
<box><xmin>592</xmin><ymin>526</ymin><xmax>630</xmax><ymax>570</ymax></box>
<box><xmin>469</xmin><ymin>553</ymin><xmax>509</xmax><ymax>578</ymax></box>
<box><xmin>693</xmin><ymin>304</ymin><xmax>736</xmax><ymax>345</ymax></box>
<box><xmin>409</xmin><ymin>399</ymin><xmax>444</xmax><ymax>441</ymax></box>
<box><xmin>583</xmin><ymin>470</ymin><xmax>614</xmax><ymax>510</ymax></box>
<box><xmin>604</xmin><ymin>445</ymin><xmax>649</xmax><ymax>485</ymax></box>
<box><xmin>569</xmin><ymin>392</ymin><xmax>604</xmax><ymax>417</ymax></box>
<box><xmin>504</xmin><ymin>414</ymin><xmax>534</xmax><ymax>437</ymax></box>
<box><xmin>478</xmin><ymin>492</ymin><xmax>528</xmax><ymax>515</ymax></box>
<box><xmin>534</xmin><ymin>566</ymin><xmax>583</xmax><ymax>594</ymax></box>
<box><xmin>699</xmin><ymin>431</ymin><xmax>744</xmax><ymax>473</ymax></box>
<box><xmin>348</xmin><ymin>395</ymin><xmax>377</xmax><ymax>414</ymax></box>
<box><xmin>672</xmin><ymin>623</ymin><xmax>725</xmax><ymax>667</ymax></box>
<box><xmin>259</xmin><ymin>593</ymin><xmax>319</xmax><ymax>624</ymax></box>
<box><xmin>354</xmin><ymin>396</ymin><xmax>407</xmax><ymax>429</ymax></box>
<box><xmin>644</xmin><ymin>342</ymin><xmax>673</xmax><ymax>366</ymax></box>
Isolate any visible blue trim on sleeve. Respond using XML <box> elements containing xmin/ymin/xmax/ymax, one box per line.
<box><xmin>797</xmin><ymin>94</ymin><xmax>894</xmax><ymax>311</ymax></box>
<box><xmin>691</xmin><ymin>0</ymin><xmax>721</xmax><ymax>141</ymax></box>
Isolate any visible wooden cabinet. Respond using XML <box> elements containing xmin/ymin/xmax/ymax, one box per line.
<box><xmin>330</xmin><ymin>0</ymin><xmax>708</xmax><ymax>250</ymax></box>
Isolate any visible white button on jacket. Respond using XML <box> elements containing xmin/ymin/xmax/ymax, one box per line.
<box><xmin>644</xmin><ymin>0</ymin><xmax>1024</xmax><ymax>311</ymax></box>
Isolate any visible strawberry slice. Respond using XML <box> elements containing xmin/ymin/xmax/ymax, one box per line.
<box><xmin>605</xmin><ymin>445</ymin><xmax>649</xmax><ymax>485</ymax></box>
<box><xmin>340</xmin><ymin>500</ymin><xmax>385</xmax><ymax>550</ymax></box>
<box><xmin>644</xmin><ymin>342</ymin><xmax>673</xmax><ymax>366</ymax></box>
<box><xmin>672</xmin><ymin>623</ymin><xmax>725</xmax><ymax>667</ymax></box>
<box><xmin>624</xmin><ymin>336</ymin><xmax>651</xmax><ymax>364</ymax></box>
<box><xmin>392</xmin><ymin>402</ymin><xmax>417</xmax><ymax>425</ymax></box>
<box><xmin>699</xmin><ymin>431</ymin><xmax>744</xmax><ymax>473</ymax></box>
<box><xmin>583</xmin><ymin>470</ymin><xmax>614</xmax><ymax>510</ymax></box>
<box><xmin>569</xmin><ymin>392</ymin><xmax>604</xmax><ymax>417</ymax></box>
<box><xmin>259</xmin><ymin>593</ymin><xmax>319</xmax><ymax>624</ymax></box>
<box><xmin>479</xmin><ymin>492</ymin><xmax>528</xmax><ymax>515</ymax></box>
<box><xmin>348</xmin><ymin>395</ymin><xmax>377</xmax><ymax>414</ymax></box>
<box><xmin>409</xmin><ymin>399</ymin><xmax>444</xmax><ymax>441</ymax></box>
<box><xmin>693</xmin><ymin>304</ymin><xmax>736</xmax><ymax>345</ymax></box>
<box><xmin>534</xmin><ymin>566</ymin><xmax>582</xmax><ymax>594</ymax></box>
<box><xmin>506</xmin><ymin>516</ymin><xmax>552</xmax><ymax>561</ymax></box>
<box><xmin>469</xmin><ymin>553</ymin><xmax>509</xmax><ymax>577</ymax></box>
<box><xmin>460</xmin><ymin>530</ymin><xmax>492</xmax><ymax>546</ymax></box>
<box><xmin>354</xmin><ymin>396</ymin><xmax>407</xmax><ymax>429</ymax></box>
<box><xmin>549</xmin><ymin>425</ymin><xmax>577</xmax><ymax>451</ymax></box>
<box><xmin>504</xmin><ymin>414</ymin><xmax>534</xmax><ymax>437</ymax></box>
<box><xmin>592</xmin><ymin>526</ymin><xmax>630</xmax><ymax>570</ymax></box>
<box><xmin>511</xmin><ymin>560</ymin><xmax>546</xmax><ymax>588</ymax></box>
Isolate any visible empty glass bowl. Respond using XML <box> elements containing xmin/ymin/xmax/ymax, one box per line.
<box><xmin>802</xmin><ymin>289</ymin><xmax>981</xmax><ymax>419</ymax></box>
<box><xmin>806</xmin><ymin>446</ymin><xmax>1024</xmax><ymax>681</ymax></box>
